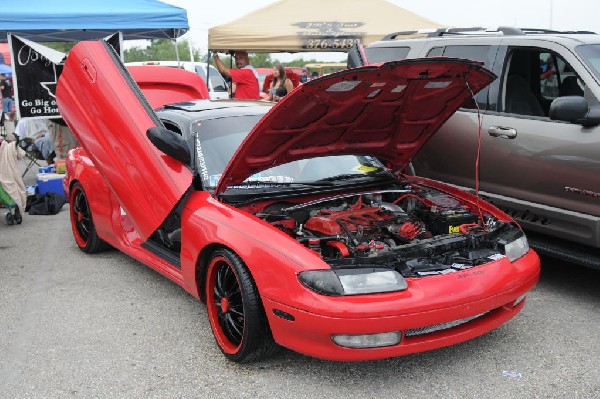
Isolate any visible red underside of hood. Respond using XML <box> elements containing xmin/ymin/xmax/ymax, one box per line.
<box><xmin>215</xmin><ymin>58</ymin><xmax>495</xmax><ymax>196</ymax></box>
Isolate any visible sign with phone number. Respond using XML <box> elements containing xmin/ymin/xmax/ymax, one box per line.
<box><xmin>301</xmin><ymin>37</ymin><xmax>362</xmax><ymax>50</ymax></box>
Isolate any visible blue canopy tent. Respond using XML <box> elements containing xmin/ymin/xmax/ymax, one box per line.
<box><xmin>0</xmin><ymin>0</ymin><xmax>189</xmax><ymax>42</ymax></box>
<box><xmin>0</xmin><ymin>64</ymin><xmax>12</xmax><ymax>77</ymax></box>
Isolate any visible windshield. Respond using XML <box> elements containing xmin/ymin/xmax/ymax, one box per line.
<box><xmin>192</xmin><ymin>115</ymin><xmax>389</xmax><ymax>189</ymax></box>
<box><xmin>195</xmin><ymin>65</ymin><xmax>228</xmax><ymax>92</ymax></box>
<box><xmin>576</xmin><ymin>44</ymin><xmax>600</xmax><ymax>80</ymax></box>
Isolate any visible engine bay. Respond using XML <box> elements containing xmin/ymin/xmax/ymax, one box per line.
<box><xmin>252</xmin><ymin>183</ymin><xmax>522</xmax><ymax>278</ymax></box>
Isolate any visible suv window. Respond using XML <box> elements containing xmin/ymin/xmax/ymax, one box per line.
<box><xmin>426</xmin><ymin>45</ymin><xmax>494</xmax><ymax>110</ymax></box>
<box><xmin>364</xmin><ymin>46</ymin><xmax>410</xmax><ymax>63</ymax></box>
<box><xmin>439</xmin><ymin>45</ymin><xmax>491</xmax><ymax>63</ymax></box>
<box><xmin>501</xmin><ymin>48</ymin><xmax>584</xmax><ymax>117</ymax></box>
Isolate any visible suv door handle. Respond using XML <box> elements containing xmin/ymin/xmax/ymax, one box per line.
<box><xmin>488</xmin><ymin>126</ymin><xmax>517</xmax><ymax>139</ymax></box>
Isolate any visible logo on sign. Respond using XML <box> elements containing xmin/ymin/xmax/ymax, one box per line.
<box><xmin>294</xmin><ymin>21</ymin><xmax>365</xmax><ymax>50</ymax></box>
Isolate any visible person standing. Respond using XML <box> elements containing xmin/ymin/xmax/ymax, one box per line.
<box><xmin>300</xmin><ymin>69</ymin><xmax>309</xmax><ymax>84</ymax></box>
<box><xmin>267</xmin><ymin>64</ymin><xmax>294</xmax><ymax>102</ymax></box>
<box><xmin>212</xmin><ymin>51</ymin><xmax>260</xmax><ymax>100</ymax></box>
<box><xmin>0</xmin><ymin>73</ymin><xmax>15</xmax><ymax>121</ymax></box>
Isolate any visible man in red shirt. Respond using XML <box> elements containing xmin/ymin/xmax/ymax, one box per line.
<box><xmin>213</xmin><ymin>51</ymin><xmax>260</xmax><ymax>100</ymax></box>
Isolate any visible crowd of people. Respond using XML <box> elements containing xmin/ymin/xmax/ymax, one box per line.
<box><xmin>211</xmin><ymin>51</ymin><xmax>325</xmax><ymax>102</ymax></box>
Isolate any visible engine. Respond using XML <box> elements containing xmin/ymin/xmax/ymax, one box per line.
<box><xmin>254</xmin><ymin>185</ymin><xmax>517</xmax><ymax>278</ymax></box>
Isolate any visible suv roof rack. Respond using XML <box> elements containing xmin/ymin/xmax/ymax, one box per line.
<box><xmin>381</xmin><ymin>26</ymin><xmax>597</xmax><ymax>41</ymax></box>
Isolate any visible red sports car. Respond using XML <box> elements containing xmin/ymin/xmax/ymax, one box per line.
<box><xmin>57</xmin><ymin>41</ymin><xmax>540</xmax><ymax>362</ymax></box>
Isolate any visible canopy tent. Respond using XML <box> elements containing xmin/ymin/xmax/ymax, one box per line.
<box><xmin>0</xmin><ymin>0</ymin><xmax>189</xmax><ymax>42</ymax></box>
<box><xmin>208</xmin><ymin>0</ymin><xmax>445</xmax><ymax>53</ymax></box>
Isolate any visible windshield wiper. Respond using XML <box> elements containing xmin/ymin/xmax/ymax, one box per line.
<box><xmin>316</xmin><ymin>171</ymin><xmax>391</xmax><ymax>182</ymax></box>
<box><xmin>228</xmin><ymin>180</ymin><xmax>335</xmax><ymax>188</ymax></box>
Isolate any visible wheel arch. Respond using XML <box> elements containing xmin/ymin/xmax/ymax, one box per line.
<box><xmin>196</xmin><ymin>243</ymin><xmax>231</xmax><ymax>302</ymax></box>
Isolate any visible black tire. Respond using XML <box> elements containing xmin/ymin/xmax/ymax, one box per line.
<box><xmin>205</xmin><ymin>248</ymin><xmax>278</xmax><ymax>363</ymax></box>
<box><xmin>69</xmin><ymin>182</ymin><xmax>110</xmax><ymax>253</ymax></box>
<box><xmin>6</xmin><ymin>212</ymin><xmax>14</xmax><ymax>225</ymax></box>
<box><xmin>14</xmin><ymin>206</ymin><xmax>22</xmax><ymax>224</ymax></box>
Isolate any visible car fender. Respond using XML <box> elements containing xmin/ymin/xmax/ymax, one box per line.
<box><xmin>64</xmin><ymin>147</ymin><xmax>114</xmax><ymax>244</ymax></box>
<box><xmin>179</xmin><ymin>191</ymin><xmax>327</xmax><ymax>304</ymax></box>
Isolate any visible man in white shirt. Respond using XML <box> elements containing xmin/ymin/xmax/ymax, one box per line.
<box><xmin>14</xmin><ymin>118</ymin><xmax>55</xmax><ymax>164</ymax></box>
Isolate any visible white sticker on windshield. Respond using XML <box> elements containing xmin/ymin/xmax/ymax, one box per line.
<box><xmin>326</xmin><ymin>81</ymin><xmax>360</xmax><ymax>92</ymax></box>
<box><xmin>425</xmin><ymin>81</ymin><xmax>451</xmax><ymax>89</ymax></box>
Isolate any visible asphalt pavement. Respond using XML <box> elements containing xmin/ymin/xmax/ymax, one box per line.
<box><xmin>0</xmin><ymin>166</ymin><xmax>599</xmax><ymax>398</ymax></box>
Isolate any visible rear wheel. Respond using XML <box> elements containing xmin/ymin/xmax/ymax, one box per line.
<box><xmin>5</xmin><ymin>213</ymin><xmax>14</xmax><ymax>225</ymax></box>
<box><xmin>205</xmin><ymin>248</ymin><xmax>278</xmax><ymax>363</ymax></box>
<box><xmin>69</xmin><ymin>182</ymin><xmax>109</xmax><ymax>253</ymax></box>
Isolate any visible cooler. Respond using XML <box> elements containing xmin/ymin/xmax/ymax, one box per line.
<box><xmin>36</xmin><ymin>173</ymin><xmax>66</xmax><ymax>196</ymax></box>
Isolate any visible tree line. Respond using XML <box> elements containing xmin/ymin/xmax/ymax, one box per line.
<box><xmin>45</xmin><ymin>39</ymin><xmax>341</xmax><ymax>68</ymax></box>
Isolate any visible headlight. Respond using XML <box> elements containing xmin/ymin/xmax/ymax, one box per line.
<box><xmin>298</xmin><ymin>268</ymin><xmax>408</xmax><ymax>296</ymax></box>
<box><xmin>504</xmin><ymin>235</ymin><xmax>529</xmax><ymax>262</ymax></box>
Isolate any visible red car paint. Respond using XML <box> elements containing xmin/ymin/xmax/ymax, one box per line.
<box><xmin>214</xmin><ymin>59</ymin><xmax>494</xmax><ymax>194</ymax></box>
<box><xmin>127</xmin><ymin>65</ymin><xmax>209</xmax><ymax>109</ymax></box>
<box><xmin>58</xmin><ymin>40</ymin><xmax>540</xmax><ymax>362</ymax></box>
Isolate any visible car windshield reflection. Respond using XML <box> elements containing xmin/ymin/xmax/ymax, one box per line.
<box><xmin>192</xmin><ymin>115</ymin><xmax>388</xmax><ymax>189</ymax></box>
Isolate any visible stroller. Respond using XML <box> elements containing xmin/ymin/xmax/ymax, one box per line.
<box><xmin>0</xmin><ymin>181</ymin><xmax>22</xmax><ymax>225</ymax></box>
<box><xmin>0</xmin><ymin>138</ymin><xmax>26</xmax><ymax>225</ymax></box>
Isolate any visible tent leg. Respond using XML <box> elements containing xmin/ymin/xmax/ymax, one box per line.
<box><xmin>206</xmin><ymin>50</ymin><xmax>211</xmax><ymax>93</ymax></box>
<box><xmin>173</xmin><ymin>38</ymin><xmax>180</xmax><ymax>67</ymax></box>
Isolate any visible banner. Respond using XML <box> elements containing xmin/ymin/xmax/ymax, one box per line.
<box><xmin>8</xmin><ymin>34</ymin><xmax>66</xmax><ymax>119</ymax></box>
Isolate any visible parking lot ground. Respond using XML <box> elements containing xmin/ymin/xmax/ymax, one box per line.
<box><xmin>0</xmin><ymin>204</ymin><xmax>599</xmax><ymax>398</ymax></box>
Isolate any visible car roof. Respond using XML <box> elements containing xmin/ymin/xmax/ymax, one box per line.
<box><xmin>368</xmin><ymin>28</ymin><xmax>600</xmax><ymax>48</ymax></box>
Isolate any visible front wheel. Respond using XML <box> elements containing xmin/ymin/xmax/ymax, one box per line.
<box><xmin>69</xmin><ymin>182</ymin><xmax>110</xmax><ymax>253</ymax></box>
<box><xmin>205</xmin><ymin>248</ymin><xmax>278</xmax><ymax>363</ymax></box>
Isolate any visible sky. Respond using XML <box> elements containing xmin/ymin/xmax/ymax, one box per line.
<box><xmin>154</xmin><ymin>0</ymin><xmax>599</xmax><ymax>62</ymax></box>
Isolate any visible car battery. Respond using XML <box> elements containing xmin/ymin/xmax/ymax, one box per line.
<box><xmin>428</xmin><ymin>209</ymin><xmax>479</xmax><ymax>235</ymax></box>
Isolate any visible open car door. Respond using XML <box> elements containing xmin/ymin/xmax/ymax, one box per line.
<box><xmin>57</xmin><ymin>41</ymin><xmax>193</xmax><ymax>240</ymax></box>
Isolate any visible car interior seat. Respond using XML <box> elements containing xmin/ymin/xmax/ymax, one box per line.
<box><xmin>559</xmin><ymin>75</ymin><xmax>584</xmax><ymax>97</ymax></box>
<box><xmin>504</xmin><ymin>53</ymin><xmax>545</xmax><ymax>117</ymax></box>
<box><xmin>505</xmin><ymin>75</ymin><xmax>546</xmax><ymax>116</ymax></box>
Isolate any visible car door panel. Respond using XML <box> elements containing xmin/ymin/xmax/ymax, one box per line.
<box><xmin>57</xmin><ymin>41</ymin><xmax>193</xmax><ymax>241</ymax></box>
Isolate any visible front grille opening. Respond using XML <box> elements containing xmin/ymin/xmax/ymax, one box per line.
<box><xmin>404</xmin><ymin>311</ymin><xmax>490</xmax><ymax>337</ymax></box>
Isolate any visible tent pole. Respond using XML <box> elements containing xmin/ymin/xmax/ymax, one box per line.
<box><xmin>189</xmin><ymin>40</ymin><xmax>195</xmax><ymax>64</ymax></box>
<box><xmin>206</xmin><ymin>50</ymin><xmax>211</xmax><ymax>92</ymax></box>
<box><xmin>174</xmin><ymin>37</ymin><xmax>180</xmax><ymax>67</ymax></box>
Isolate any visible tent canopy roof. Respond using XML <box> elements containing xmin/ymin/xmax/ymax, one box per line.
<box><xmin>208</xmin><ymin>0</ymin><xmax>445</xmax><ymax>53</ymax></box>
<box><xmin>0</xmin><ymin>0</ymin><xmax>188</xmax><ymax>42</ymax></box>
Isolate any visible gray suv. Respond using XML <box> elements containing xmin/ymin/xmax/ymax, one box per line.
<box><xmin>351</xmin><ymin>27</ymin><xmax>600</xmax><ymax>268</ymax></box>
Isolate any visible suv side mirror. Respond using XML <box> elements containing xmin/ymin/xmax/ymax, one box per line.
<box><xmin>549</xmin><ymin>96</ymin><xmax>600</xmax><ymax>127</ymax></box>
<box><xmin>146</xmin><ymin>126</ymin><xmax>191</xmax><ymax>165</ymax></box>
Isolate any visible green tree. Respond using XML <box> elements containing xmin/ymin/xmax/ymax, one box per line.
<box><xmin>124</xmin><ymin>39</ymin><xmax>202</xmax><ymax>62</ymax></box>
<box><xmin>44</xmin><ymin>42</ymin><xmax>76</xmax><ymax>53</ymax></box>
<box><xmin>250</xmin><ymin>53</ymin><xmax>273</xmax><ymax>68</ymax></box>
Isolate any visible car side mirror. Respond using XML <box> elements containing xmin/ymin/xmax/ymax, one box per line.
<box><xmin>146</xmin><ymin>126</ymin><xmax>191</xmax><ymax>165</ymax></box>
<box><xmin>549</xmin><ymin>96</ymin><xmax>600</xmax><ymax>127</ymax></box>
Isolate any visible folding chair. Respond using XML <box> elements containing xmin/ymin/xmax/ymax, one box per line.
<box><xmin>15</xmin><ymin>136</ymin><xmax>49</xmax><ymax>178</ymax></box>
<box><xmin>0</xmin><ymin>112</ymin><xmax>6</xmax><ymax>139</ymax></box>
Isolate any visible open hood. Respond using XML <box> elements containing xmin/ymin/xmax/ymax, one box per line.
<box><xmin>215</xmin><ymin>58</ymin><xmax>495</xmax><ymax>195</ymax></box>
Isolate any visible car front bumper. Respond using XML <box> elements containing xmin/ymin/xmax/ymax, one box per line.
<box><xmin>263</xmin><ymin>251</ymin><xmax>540</xmax><ymax>361</ymax></box>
